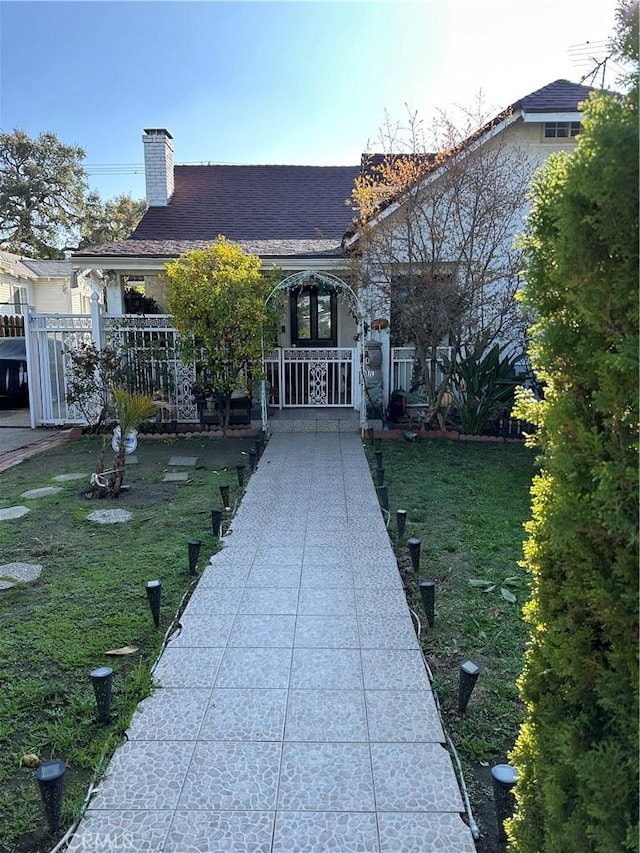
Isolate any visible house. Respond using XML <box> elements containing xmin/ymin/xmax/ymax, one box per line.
<box><xmin>67</xmin><ymin>79</ymin><xmax>595</xmax><ymax>432</ymax></box>
<box><xmin>0</xmin><ymin>250</ymin><xmax>96</xmax><ymax>322</ymax></box>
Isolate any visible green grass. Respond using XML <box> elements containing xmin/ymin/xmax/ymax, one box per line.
<box><xmin>0</xmin><ymin>435</ymin><xmax>250</xmax><ymax>853</ymax></box>
<box><xmin>370</xmin><ymin>438</ymin><xmax>535</xmax><ymax>841</ymax></box>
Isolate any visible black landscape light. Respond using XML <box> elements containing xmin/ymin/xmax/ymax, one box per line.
<box><xmin>90</xmin><ymin>666</ymin><xmax>113</xmax><ymax>723</ymax></box>
<box><xmin>374</xmin><ymin>437</ymin><xmax>382</xmax><ymax>452</ymax></box>
<box><xmin>211</xmin><ymin>508</ymin><xmax>223</xmax><ymax>537</ymax></box>
<box><xmin>375</xmin><ymin>450</ymin><xmax>383</xmax><ymax>469</ymax></box>
<box><xmin>146</xmin><ymin>579</ymin><xmax>162</xmax><ymax>627</ymax></box>
<box><xmin>491</xmin><ymin>763</ymin><xmax>519</xmax><ymax>842</ymax></box>
<box><xmin>254</xmin><ymin>438</ymin><xmax>263</xmax><ymax>458</ymax></box>
<box><xmin>236</xmin><ymin>464</ymin><xmax>246</xmax><ymax>487</ymax></box>
<box><xmin>188</xmin><ymin>540</ymin><xmax>202</xmax><ymax>574</ymax></box>
<box><xmin>36</xmin><ymin>759</ymin><xmax>65</xmax><ymax>833</ymax></box>
<box><xmin>407</xmin><ymin>537</ymin><xmax>421</xmax><ymax>572</ymax></box>
<box><xmin>376</xmin><ymin>485</ymin><xmax>389</xmax><ymax>512</ymax></box>
<box><xmin>376</xmin><ymin>467</ymin><xmax>385</xmax><ymax>487</ymax></box>
<box><xmin>219</xmin><ymin>483</ymin><xmax>230</xmax><ymax>509</ymax></box>
<box><xmin>458</xmin><ymin>659</ymin><xmax>481</xmax><ymax>713</ymax></box>
<box><xmin>366</xmin><ymin>426</ymin><xmax>374</xmax><ymax>441</ymax></box>
<box><xmin>396</xmin><ymin>509</ymin><xmax>407</xmax><ymax>536</ymax></box>
<box><xmin>418</xmin><ymin>580</ymin><xmax>435</xmax><ymax>628</ymax></box>
<box><xmin>249</xmin><ymin>448</ymin><xmax>257</xmax><ymax>472</ymax></box>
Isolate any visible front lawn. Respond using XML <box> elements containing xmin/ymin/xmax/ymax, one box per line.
<box><xmin>372</xmin><ymin>437</ymin><xmax>535</xmax><ymax>853</ymax></box>
<box><xmin>0</xmin><ymin>435</ymin><xmax>251</xmax><ymax>853</ymax></box>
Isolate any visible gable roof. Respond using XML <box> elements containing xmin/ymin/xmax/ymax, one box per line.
<box><xmin>75</xmin><ymin>165</ymin><xmax>359</xmax><ymax>260</ymax></box>
<box><xmin>512</xmin><ymin>79</ymin><xmax>596</xmax><ymax>113</ymax></box>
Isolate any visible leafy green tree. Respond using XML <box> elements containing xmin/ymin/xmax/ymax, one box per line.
<box><xmin>508</xmin><ymin>9</ymin><xmax>639</xmax><ymax>849</ymax></box>
<box><xmin>166</xmin><ymin>237</ymin><xmax>280</xmax><ymax>430</ymax></box>
<box><xmin>0</xmin><ymin>128</ymin><xmax>87</xmax><ymax>258</ymax></box>
<box><xmin>78</xmin><ymin>192</ymin><xmax>146</xmax><ymax>249</ymax></box>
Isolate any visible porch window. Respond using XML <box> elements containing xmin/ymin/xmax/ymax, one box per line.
<box><xmin>290</xmin><ymin>286</ymin><xmax>336</xmax><ymax>347</ymax></box>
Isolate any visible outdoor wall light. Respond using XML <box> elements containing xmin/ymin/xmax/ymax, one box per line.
<box><xmin>145</xmin><ymin>579</ymin><xmax>162</xmax><ymax>627</ymax></box>
<box><xmin>458</xmin><ymin>659</ymin><xmax>481</xmax><ymax>713</ymax></box>
<box><xmin>418</xmin><ymin>579</ymin><xmax>435</xmax><ymax>628</ymax></box>
<box><xmin>90</xmin><ymin>666</ymin><xmax>113</xmax><ymax>723</ymax></box>
<box><xmin>396</xmin><ymin>508</ymin><xmax>407</xmax><ymax>536</ymax></box>
<box><xmin>236</xmin><ymin>465</ymin><xmax>246</xmax><ymax>487</ymax></box>
<box><xmin>491</xmin><ymin>763</ymin><xmax>519</xmax><ymax>842</ymax></box>
<box><xmin>188</xmin><ymin>540</ymin><xmax>202</xmax><ymax>574</ymax></box>
<box><xmin>375</xmin><ymin>450</ymin><xmax>383</xmax><ymax>469</ymax></box>
<box><xmin>249</xmin><ymin>448</ymin><xmax>257</xmax><ymax>472</ymax></box>
<box><xmin>376</xmin><ymin>467</ymin><xmax>385</xmax><ymax>487</ymax></box>
<box><xmin>219</xmin><ymin>483</ymin><xmax>230</xmax><ymax>509</ymax></box>
<box><xmin>407</xmin><ymin>537</ymin><xmax>422</xmax><ymax>572</ymax></box>
<box><xmin>376</xmin><ymin>484</ymin><xmax>389</xmax><ymax>512</ymax></box>
<box><xmin>35</xmin><ymin>758</ymin><xmax>66</xmax><ymax>833</ymax></box>
<box><xmin>211</xmin><ymin>508</ymin><xmax>222</xmax><ymax>537</ymax></box>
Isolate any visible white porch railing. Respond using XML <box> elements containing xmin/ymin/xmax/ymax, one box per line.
<box><xmin>391</xmin><ymin>345</ymin><xmax>451</xmax><ymax>397</ymax></box>
<box><xmin>264</xmin><ymin>348</ymin><xmax>357</xmax><ymax>408</ymax></box>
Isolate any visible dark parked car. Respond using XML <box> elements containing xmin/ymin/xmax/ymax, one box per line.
<box><xmin>0</xmin><ymin>337</ymin><xmax>28</xmax><ymax>399</ymax></box>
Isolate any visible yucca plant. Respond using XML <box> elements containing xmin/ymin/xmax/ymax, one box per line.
<box><xmin>450</xmin><ymin>345</ymin><xmax>521</xmax><ymax>435</ymax></box>
<box><xmin>90</xmin><ymin>388</ymin><xmax>156</xmax><ymax>498</ymax></box>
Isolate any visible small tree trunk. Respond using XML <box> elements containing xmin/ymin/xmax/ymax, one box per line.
<box><xmin>109</xmin><ymin>445</ymin><xmax>126</xmax><ymax>497</ymax></box>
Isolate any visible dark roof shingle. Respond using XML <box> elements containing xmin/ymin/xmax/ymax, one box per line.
<box><xmin>512</xmin><ymin>79</ymin><xmax>596</xmax><ymax>112</ymax></box>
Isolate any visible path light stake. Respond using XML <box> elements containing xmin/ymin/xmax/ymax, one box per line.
<box><xmin>407</xmin><ymin>537</ymin><xmax>422</xmax><ymax>573</ymax></box>
<box><xmin>374</xmin><ymin>437</ymin><xmax>382</xmax><ymax>452</ymax></box>
<box><xmin>366</xmin><ymin>426</ymin><xmax>374</xmax><ymax>442</ymax></box>
<box><xmin>249</xmin><ymin>448</ymin><xmax>257</xmax><ymax>472</ymax></box>
<box><xmin>188</xmin><ymin>540</ymin><xmax>202</xmax><ymax>574</ymax></box>
<box><xmin>254</xmin><ymin>438</ymin><xmax>263</xmax><ymax>459</ymax></box>
<box><xmin>419</xmin><ymin>580</ymin><xmax>435</xmax><ymax>628</ymax></box>
<box><xmin>491</xmin><ymin>763</ymin><xmax>519</xmax><ymax>842</ymax></box>
<box><xmin>90</xmin><ymin>666</ymin><xmax>113</xmax><ymax>723</ymax></box>
<box><xmin>376</xmin><ymin>467</ymin><xmax>385</xmax><ymax>487</ymax></box>
<box><xmin>211</xmin><ymin>508</ymin><xmax>222</xmax><ymax>537</ymax></box>
<box><xmin>145</xmin><ymin>579</ymin><xmax>162</xmax><ymax>627</ymax></box>
<box><xmin>236</xmin><ymin>465</ymin><xmax>246</xmax><ymax>488</ymax></box>
<box><xmin>36</xmin><ymin>759</ymin><xmax>65</xmax><ymax>833</ymax></box>
<box><xmin>219</xmin><ymin>483</ymin><xmax>230</xmax><ymax>509</ymax></box>
<box><xmin>376</xmin><ymin>485</ymin><xmax>389</xmax><ymax>512</ymax></box>
<box><xmin>375</xmin><ymin>450</ymin><xmax>383</xmax><ymax>469</ymax></box>
<box><xmin>396</xmin><ymin>508</ymin><xmax>407</xmax><ymax>536</ymax></box>
<box><xmin>458</xmin><ymin>659</ymin><xmax>481</xmax><ymax>713</ymax></box>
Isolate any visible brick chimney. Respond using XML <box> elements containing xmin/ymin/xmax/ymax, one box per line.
<box><xmin>142</xmin><ymin>129</ymin><xmax>174</xmax><ymax>206</ymax></box>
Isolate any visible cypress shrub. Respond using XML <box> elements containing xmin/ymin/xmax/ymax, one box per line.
<box><xmin>508</xmin><ymin>78</ymin><xmax>639</xmax><ymax>852</ymax></box>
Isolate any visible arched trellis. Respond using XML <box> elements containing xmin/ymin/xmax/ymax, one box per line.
<box><xmin>261</xmin><ymin>270</ymin><xmax>368</xmax><ymax>434</ymax></box>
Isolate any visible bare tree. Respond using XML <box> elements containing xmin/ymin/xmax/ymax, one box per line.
<box><xmin>348</xmin><ymin>102</ymin><xmax>535</xmax><ymax>422</ymax></box>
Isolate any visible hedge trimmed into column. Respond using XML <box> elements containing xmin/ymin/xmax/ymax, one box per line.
<box><xmin>508</xmin><ymin>75</ymin><xmax>639</xmax><ymax>852</ymax></box>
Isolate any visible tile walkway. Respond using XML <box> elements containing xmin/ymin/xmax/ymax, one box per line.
<box><xmin>67</xmin><ymin>433</ymin><xmax>476</xmax><ymax>852</ymax></box>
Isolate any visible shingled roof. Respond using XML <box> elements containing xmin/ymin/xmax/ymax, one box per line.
<box><xmin>76</xmin><ymin>165</ymin><xmax>359</xmax><ymax>260</ymax></box>
<box><xmin>73</xmin><ymin>79</ymin><xmax>598</xmax><ymax>263</ymax></box>
<box><xmin>512</xmin><ymin>79</ymin><xmax>596</xmax><ymax>112</ymax></box>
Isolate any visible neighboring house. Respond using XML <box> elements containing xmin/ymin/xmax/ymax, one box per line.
<box><xmin>0</xmin><ymin>250</ymin><xmax>95</xmax><ymax>318</ymax></box>
<box><xmin>67</xmin><ymin>78</ymin><xmax>594</xmax><ymax>431</ymax></box>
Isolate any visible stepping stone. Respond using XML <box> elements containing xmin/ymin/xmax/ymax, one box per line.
<box><xmin>168</xmin><ymin>456</ymin><xmax>197</xmax><ymax>467</ymax></box>
<box><xmin>0</xmin><ymin>562</ymin><xmax>43</xmax><ymax>590</ymax></box>
<box><xmin>126</xmin><ymin>455</ymin><xmax>139</xmax><ymax>464</ymax></box>
<box><xmin>0</xmin><ymin>506</ymin><xmax>30</xmax><ymax>521</ymax></box>
<box><xmin>87</xmin><ymin>509</ymin><xmax>133</xmax><ymax>524</ymax></box>
<box><xmin>21</xmin><ymin>487</ymin><xmax>62</xmax><ymax>499</ymax></box>
<box><xmin>53</xmin><ymin>473</ymin><xmax>87</xmax><ymax>482</ymax></box>
<box><xmin>163</xmin><ymin>472</ymin><xmax>189</xmax><ymax>482</ymax></box>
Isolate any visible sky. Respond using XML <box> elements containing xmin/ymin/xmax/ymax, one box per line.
<box><xmin>0</xmin><ymin>0</ymin><xmax>620</xmax><ymax>200</ymax></box>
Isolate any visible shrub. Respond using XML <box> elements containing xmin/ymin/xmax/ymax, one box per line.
<box><xmin>508</xmin><ymin>79</ymin><xmax>639</xmax><ymax>852</ymax></box>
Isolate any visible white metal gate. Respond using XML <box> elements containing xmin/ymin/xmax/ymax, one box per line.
<box><xmin>25</xmin><ymin>310</ymin><xmax>198</xmax><ymax>426</ymax></box>
<box><xmin>264</xmin><ymin>348</ymin><xmax>357</xmax><ymax>408</ymax></box>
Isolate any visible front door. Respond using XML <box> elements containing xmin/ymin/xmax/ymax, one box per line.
<box><xmin>290</xmin><ymin>286</ymin><xmax>337</xmax><ymax>348</ymax></box>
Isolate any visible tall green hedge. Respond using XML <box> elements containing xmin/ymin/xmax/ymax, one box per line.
<box><xmin>508</xmin><ymin>78</ymin><xmax>639</xmax><ymax>852</ymax></box>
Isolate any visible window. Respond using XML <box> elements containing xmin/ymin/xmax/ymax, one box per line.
<box><xmin>290</xmin><ymin>286</ymin><xmax>337</xmax><ymax>347</ymax></box>
<box><xmin>544</xmin><ymin>121</ymin><xmax>581</xmax><ymax>139</ymax></box>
